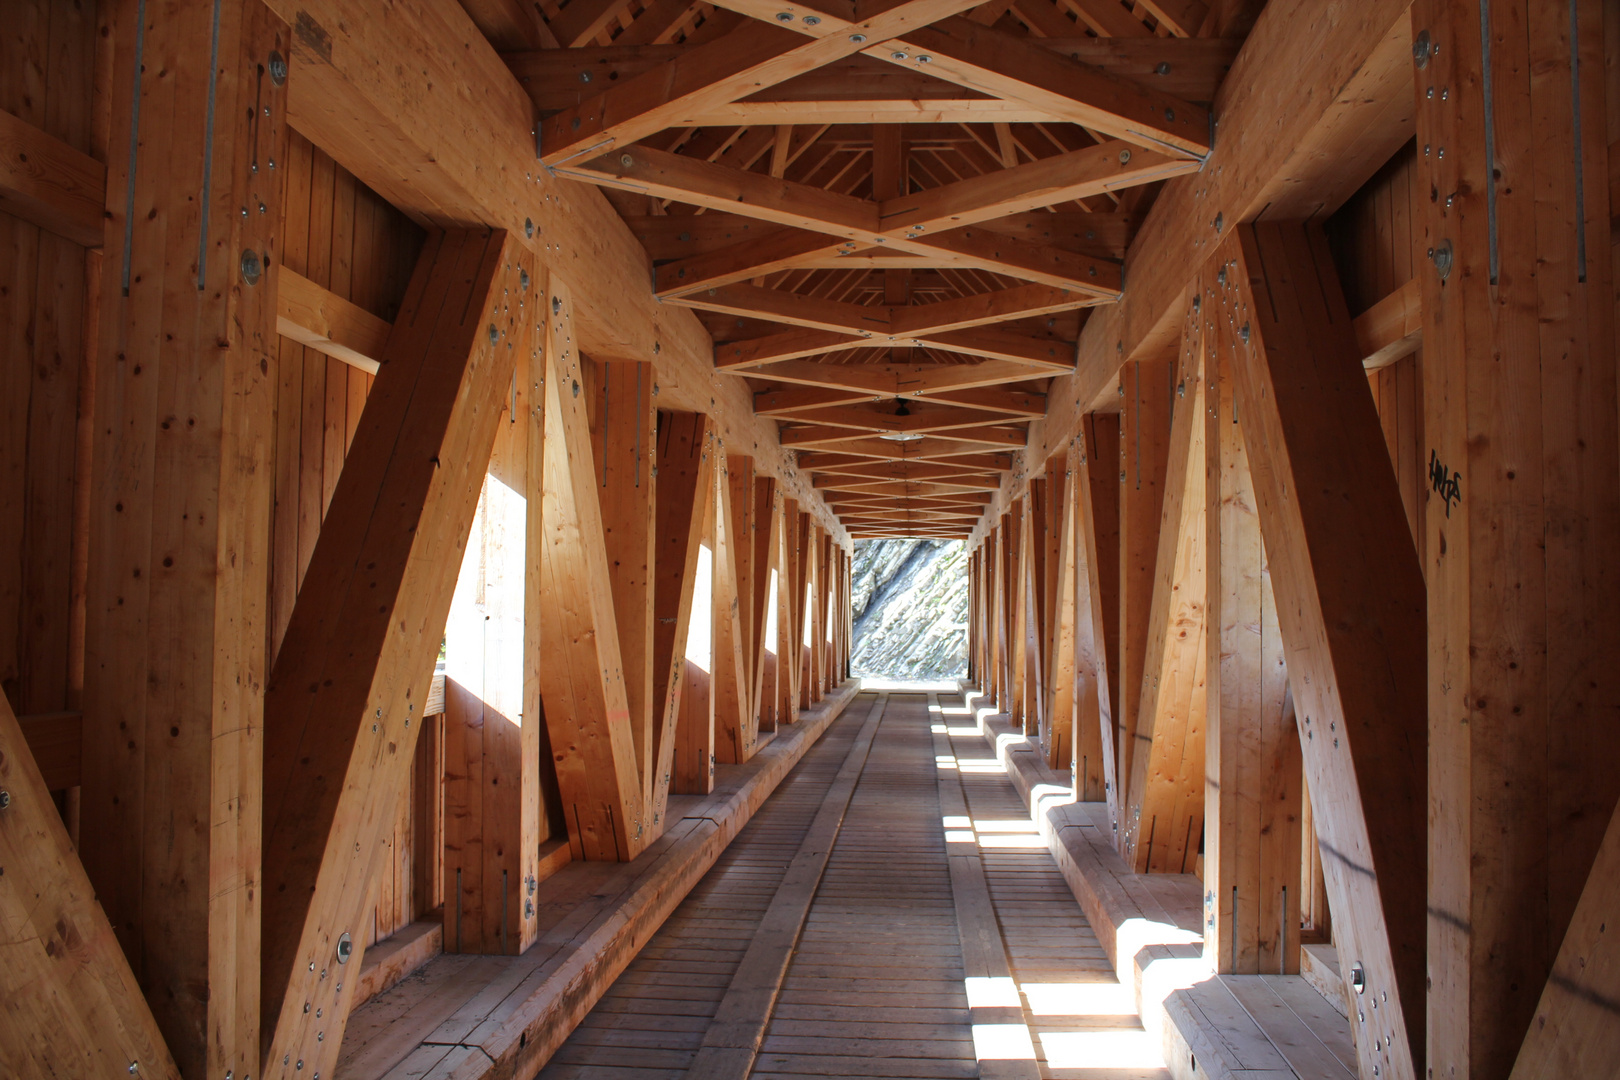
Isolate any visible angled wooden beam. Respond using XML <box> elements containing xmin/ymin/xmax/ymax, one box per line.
<box><xmin>878</xmin><ymin>141</ymin><xmax>1198</xmax><ymax>232</ymax></box>
<box><xmin>538</xmin><ymin>0</ymin><xmax>986</xmax><ymax>165</ymax></box>
<box><xmin>535</xmin><ymin>278</ymin><xmax>651</xmax><ymax>864</ymax></box>
<box><xmin>1220</xmin><ymin>223</ymin><xmax>1425</xmax><ymax>1080</ymax></box>
<box><xmin>651</xmin><ymin>411</ymin><xmax>717</xmax><ymax>814</ymax></box>
<box><xmin>884</xmin><ymin>17</ymin><xmax>1210</xmax><ymax>156</ymax></box>
<box><xmin>717</xmin><ymin>322</ymin><xmax>1075</xmax><ymax>370</ymax></box>
<box><xmin>1509</xmin><ymin>793</ymin><xmax>1620</xmax><ymax>1079</ymax></box>
<box><xmin>77</xmin><ymin>6</ymin><xmax>289</xmax><ymax>1075</ymax></box>
<box><xmin>0</xmin><ymin>106</ymin><xmax>105</xmax><ymax>248</ymax></box>
<box><xmin>1037</xmin><ymin>0</ymin><xmax>1414</xmax><ymax>444</ymax></box>
<box><xmin>1120</xmin><ymin>298</ymin><xmax>1207</xmax><ymax>876</ymax></box>
<box><xmin>798</xmin><ymin>450</ymin><xmax>1014</xmax><ymax>473</ymax></box>
<box><xmin>0</xmin><ymin>691</ymin><xmax>180</xmax><ymax>1080</ymax></box>
<box><xmin>782</xmin><ymin>401</ymin><xmax>1028</xmax><ymax>436</ymax></box>
<box><xmin>569</xmin><ymin>140</ymin><xmax>1188</xmax><ymax>288</ymax></box>
<box><xmin>276</xmin><ymin>267</ymin><xmax>391</xmax><ymax>374</ymax></box>
<box><xmin>258</xmin><ymin>229</ymin><xmax>534</xmax><ymax>1078</ymax></box>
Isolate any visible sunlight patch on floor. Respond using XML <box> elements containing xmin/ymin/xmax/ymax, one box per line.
<box><xmin>1038</xmin><ymin>1029</ymin><xmax>1165</xmax><ymax>1069</ymax></box>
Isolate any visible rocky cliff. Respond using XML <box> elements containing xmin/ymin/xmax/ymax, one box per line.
<box><xmin>850</xmin><ymin>539</ymin><xmax>968</xmax><ymax>679</ymax></box>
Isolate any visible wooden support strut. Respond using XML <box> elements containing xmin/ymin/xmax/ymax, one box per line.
<box><xmin>0</xmin><ymin>690</ymin><xmax>181</xmax><ymax>1079</ymax></box>
<box><xmin>259</xmin><ymin>229</ymin><xmax>535</xmax><ymax>1079</ymax></box>
<box><xmin>537</xmin><ymin>278</ymin><xmax>651</xmax><ymax>863</ymax></box>
<box><xmin>1119</xmin><ymin>299</ymin><xmax>1207</xmax><ymax>877</ymax></box>
<box><xmin>1217</xmin><ymin>222</ymin><xmax>1426</xmax><ymax>1080</ymax></box>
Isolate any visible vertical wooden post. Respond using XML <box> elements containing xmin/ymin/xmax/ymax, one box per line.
<box><xmin>1412</xmin><ymin>0</ymin><xmax>1620</xmax><ymax>1075</ymax></box>
<box><xmin>776</xmin><ymin>497</ymin><xmax>800</xmax><ymax>722</ymax></box>
<box><xmin>1202</xmin><ymin>290</ymin><xmax>1301</xmax><ymax>975</ymax></box>
<box><xmin>712</xmin><ymin>450</ymin><xmax>752</xmax><ymax>762</ymax></box>
<box><xmin>441</xmin><ymin>270</ymin><xmax>552</xmax><ymax>954</ymax></box>
<box><xmin>537</xmin><ymin>278</ymin><xmax>649</xmax><ymax>864</ymax></box>
<box><xmin>1077</xmin><ymin>415</ymin><xmax>1122</xmax><ymax>819</ymax></box>
<box><xmin>78</xmin><ymin>4</ymin><xmax>289</xmax><ymax>1075</ymax></box>
<box><xmin>674</xmin><ymin>480</ymin><xmax>717</xmax><ymax>796</ymax></box>
<box><xmin>1121</xmin><ymin>308</ymin><xmax>1209</xmax><ymax>876</ymax></box>
<box><xmin>651</xmin><ymin>411</ymin><xmax>714</xmax><ymax>812</ymax></box>
<box><xmin>590</xmin><ymin>359</ymin><xmax>658</xmax><ymax>807</ymax></box>
<box><xmin>1115</xmin><ymin>360</ymin><xmax>1172</xmax><ymax>827</ymax></box>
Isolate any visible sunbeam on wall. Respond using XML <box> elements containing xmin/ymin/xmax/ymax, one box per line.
<box><xmin>850</xmin><ymin>539</ymin><xmax>968</xmax><ymax>680</ymax></box>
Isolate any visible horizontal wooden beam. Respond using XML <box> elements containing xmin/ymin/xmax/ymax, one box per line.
<box><xmin>276</xmin><ymin>267</ymin><xmax>391</xmax><ymax>374</ymax></box>
<box><xmin>508</xmin><ymin>38</ymin><xmax>1239</xmax><ymax>115</ymax></box>
<box><xmin>1354</xmin><ymin>277</ymin><xmax>1421</xmax><ymax>370</ymax></box>
<box><xmin>0</xmin><ymin>106</ymin><xmax>105</xmax><ymax>248</ymax></box>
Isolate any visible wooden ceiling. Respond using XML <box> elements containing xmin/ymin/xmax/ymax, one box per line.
<box><xmin>469</xmin><ymin>0</ymin><xmax>1235</xmax><ymax>539</ymax></box>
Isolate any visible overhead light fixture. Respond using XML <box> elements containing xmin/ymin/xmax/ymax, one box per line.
<box><xmin>879</xmin><ymin>431</ymin><xmax>924</xmax><ymax>442</ymax></box>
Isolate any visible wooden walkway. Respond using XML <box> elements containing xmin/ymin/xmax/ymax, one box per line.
<box><xmin>536</xmin><ymin>691</ymin><xmax>1169</xmax><ymax>1080</ymax></box>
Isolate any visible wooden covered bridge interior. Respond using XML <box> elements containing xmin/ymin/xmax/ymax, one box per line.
<box><xmin>2</xmin><ymin>0</ymin><xmax>1619</xmax><ymax>1077</ymax></box>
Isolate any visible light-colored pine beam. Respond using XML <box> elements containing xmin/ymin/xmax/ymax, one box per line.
<box><xmin>0</xmin><ymin>692</ymin><xmax>181</xmax><ymax>1080</ymax></box>
<box><xmin>259</xmin><ymin>230</ymin><xmax>534</xmax><ymax>1080</ymax></box>
<box><xmin>1219</xmin><ymin>223</ymin><xmax>1425</xmax><ymax>1080</ymax></box>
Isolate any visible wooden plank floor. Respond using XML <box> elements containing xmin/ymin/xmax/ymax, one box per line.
<box><xmin>535</xmin><ymin>690</ymin><xmax>1171</xmax><ymax>1080</ymax></box>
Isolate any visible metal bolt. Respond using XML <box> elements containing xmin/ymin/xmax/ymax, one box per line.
<box><xmin>1239</xmin><ymin>323</ymin><xmax>1250</xmax><ymax>343</ymax></box>
<box><xmin>917</xmin><ymin>54</ymin><xmax>931</xmax><ymax>63</ymax></box>
<box><xmin>803</xmin><ymin>14</ymin><xmax>820</xmax><ymax>24</ymax></box>
<box><xmin>1431</xmin><ymin>239</ymin><xmax>1454</xmax><ymax>280</ymax></box>
<box><xmin>1441</xmin><ymin>87</ymin><xmax>1448</xmax><ymax>100</ymax></box>
<box><xmin>620</xmin><ymin>153</ymin><xmax>634</xmax><ymax>167</ymax></box>
<box><xmin>129</xmin><ymin>1064</ymin><xmax>138</xmax><ymax>1074</ymax></box>
<box><xmin>488</xmin><ymin>324</ymin><xmax>500</xmax><ymax>345</ymax></box>
<box><xmin>1165</xmin><ymin>108</ymin><xmax>1175</xmax><ymax>121</ymax></box>
<box><xmin>1155</xmin><ymin>61</ymin><xmax>1171</xmax><ymax>75</ymax></box>
<box><xmin>552</xmin><ymin>296</ymin><xmax>561</xmax><ymax>314</ymax></box>
<box><xmin>526</xmin><ymin>218</ymin><xmax>535</xmax><ymax>238</ymax></box>
<box><xmin>1413</xmin><ymin>29</ymin><xmax>1432</xmax><ymax>68</ymax></box>
<box><xmin>269</xmin><ymin>51</ymin><xmax>288</xmax><ymax>85</ymax></box>
<box><xmin>240</xmin><ymin>250</ymin><xmax>262</xmax><ymax>285</ymax></box>
<box><xmin>520</xmin><ymin>269</ymin><xmax>530</xmax><ymax>290</ymax></box>
<box><xmin>775</xmin><ymin>10</ymin><xmax>793</xmax><ymax>19</ymax></box>
<box><xmin>579</xmin><ymin>70</ymin><xmax>592</xmax><ymax>83</ymax></box>
<box><xmin>1119</xmin><ymin>149</ymin><xmax>1131</xmax><ymax>164</ymax></box>
<box><xmin>1213</xmin><ymin>212</ymin><xmax>1223</xmax><ymax>233</ymax></box>
<box><xmin>337</xmin><ymin>932</ymin><xmax>353</xmax><ymax>965</ymax></box>
<box><xmin>849</xmin><ymin>32</ymin><xmax>866</xmax><ymax>42</ymax></box>
<box><xmin>891</xmin><ymin>51</ymin><xmax>908</xmax><ymax>60</ymax></box>
<box><xmin>0</xmin><ymin>790</ymin><xmax>9</xmax><ymax>810</ymax></box>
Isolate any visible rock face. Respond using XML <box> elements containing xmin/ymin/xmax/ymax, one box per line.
<box><xmin>850</xmin><ymin>539</ymin><xmax>968</xmax><ymax>679</ymax></box>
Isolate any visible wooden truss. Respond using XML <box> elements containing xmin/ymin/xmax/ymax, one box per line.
<box><xmin>515</xmin><ymin>0</ymin><xmax>1216</xmax><ymax>535</ymax></box>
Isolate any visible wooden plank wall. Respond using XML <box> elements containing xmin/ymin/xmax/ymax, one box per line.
<box><xmin>267</xmin><ymin>131</ymin><xmax>429</xmax><ymax>945</ymax></box>
<box><xmin>0</xmin><ymin>0</ymin><xmax>100</xmax><ymax>794</ymax></box>
<box><xmin>1325</xmin><ymin>139</ymin><xmax>1425</xmax><ymax>559</ymax></box>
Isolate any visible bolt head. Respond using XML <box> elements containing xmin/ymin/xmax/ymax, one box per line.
<box><xmin>891</xmin><ymin>51</ymin><xmax>908</xmax><ymax>60</ymax></box>
<box><xmin>620</xmin><ymin>153</ymin><xmax>634</xmax><ymax>168</ymax></box>
<box><xmin>776</xmin><ymin>10</ymin><xmax>793</xmax><ymax>19</ymax></box>
<box><xmin>240</xmin><ymin>250</ymin><xmax>262</xmax><ymax>286</ymax></box>
<box><xmin>803</xmin><ymin>14</ymin><xmax>820</xmax><ymax>24</ymax></box>
<box><xmin>268</xmin><ymin>51</ymin><xmax>288</xmax><ymax>85</ymax></box>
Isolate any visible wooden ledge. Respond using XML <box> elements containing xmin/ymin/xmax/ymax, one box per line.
<box><xmin>337</xmin><ymin>679</ymin><xmax>862</xmax><ymax>1080</ymax></box>
<box><xmin>954</xmin><ymin>684</ymin><xmax>1357</xmax><ymax>1080</ymax></box>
